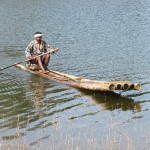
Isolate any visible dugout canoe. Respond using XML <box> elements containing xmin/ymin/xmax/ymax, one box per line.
<box><xmin>15</xmin><ymin>64</ymin><xmax>141</xmax><ymax>92</ymax></box>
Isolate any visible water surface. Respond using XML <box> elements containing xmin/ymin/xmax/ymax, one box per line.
<box><xmin>0</xmin><ymin>0</ymin><xmax>150</xmax><ymax>149</ymax></box>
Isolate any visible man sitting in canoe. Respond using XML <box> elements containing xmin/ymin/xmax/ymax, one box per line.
<box><xmin>25</xmin><ymin>32</ymin><xmax>50</xmax><ymax>73</ymax></box>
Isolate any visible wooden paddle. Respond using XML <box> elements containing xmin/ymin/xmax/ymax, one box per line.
<box><xmin>0</xmin><ymin>48</ymin><xmax>59</xmax><ymax>71</ymax></box>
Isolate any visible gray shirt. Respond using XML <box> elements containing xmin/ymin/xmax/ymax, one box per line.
<box><xmin>25</xmin><ymin>40</ymin><xmax>50</xmax><ymax>58</ymax></box>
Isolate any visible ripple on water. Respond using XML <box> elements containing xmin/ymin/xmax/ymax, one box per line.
<box><xmin>1</xmin><ymin>0</ymin><xmax>150</xmax><ymax>148</ymax></box>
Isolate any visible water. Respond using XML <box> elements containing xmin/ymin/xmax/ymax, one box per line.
<box><xmin>0</xmin><ymin>0</ymin><xmax>150</xmax><ymax>149</ymax></box>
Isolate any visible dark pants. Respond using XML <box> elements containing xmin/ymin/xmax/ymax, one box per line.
<box><xmin>29</xmin><ymin>54</ymin><xmax>46</xmax><ymax>65</ymax></box>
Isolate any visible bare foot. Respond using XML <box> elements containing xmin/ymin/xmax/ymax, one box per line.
<box><xmin>39</xmin><ymin>70</ymin><xmax>43</xmax><ymax>73</ymax></box>
<box><xmin>43</xmin><ymin>70</ymin><xmax>49</xmax><ymax>74</ymax></box>
<box><xmin>44</xmin><ymin>65</ymin><xmax>49</xmax><ymax>71</ymax></box>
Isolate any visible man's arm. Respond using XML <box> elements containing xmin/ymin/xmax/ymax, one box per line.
<box><xmin>25</xmin><ymin>42</ymin><xmax>33</xmax><ymax>59</ymax></box>
<box><xmin>43</xmin><ymin>41</ymin><xmax>51</xmax><ymax>53</ymax></box>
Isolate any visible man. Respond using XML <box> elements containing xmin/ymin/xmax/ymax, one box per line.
<box><xmin>25</xmin><ymin>32</ymin><xmax>50</xmax><ymax>73</ymax></box>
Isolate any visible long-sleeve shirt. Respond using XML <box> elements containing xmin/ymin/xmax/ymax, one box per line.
<box><xmin>25</xmin><ymin>40</ymin><xmax>50</xmax><ymax>58</ymax></box>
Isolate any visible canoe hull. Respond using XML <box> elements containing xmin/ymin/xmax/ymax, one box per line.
<box><xmin>15</xmin><ymin>64</ymin><xmax>141</xmax><ymax>92</ymax></box>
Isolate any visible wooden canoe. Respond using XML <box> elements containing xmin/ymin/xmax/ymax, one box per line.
<box><xmin>15</xmin><ymin>64</ymin><xmax>141</xmax><ymax>92</ymax></box>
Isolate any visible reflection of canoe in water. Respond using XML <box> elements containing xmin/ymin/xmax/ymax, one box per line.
<box><xmin>16</xmin><ymin>64</ymin><xmax>141</xmax><ymax>92</ymax></box>
<box><xmin>78</xmin><ymin>89</ymin><xmax>142</xmax><ymax>111</ymax></box>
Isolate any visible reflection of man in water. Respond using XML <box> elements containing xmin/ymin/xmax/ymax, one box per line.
<box><xmin>25</xmin><ymin>32</ymin><xmax>50</xmax><ymax>73</ymax></box>
<box><xmin>27</xmin><ymin>75</ymin><xmax>47</xmax><ymax>109</ymax></box>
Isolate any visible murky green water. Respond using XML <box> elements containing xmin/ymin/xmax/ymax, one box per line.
<box><xmin>0</xmin><ymin>0</ymin><xmax>150</xmax><ymax>149</ymax></box>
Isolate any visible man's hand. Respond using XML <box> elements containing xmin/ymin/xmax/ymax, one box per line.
<box><xmin>51</xmin><ymin>48</ymin><xmax>59</xmax><ymax>54</ymax></box>
<box><xmin>29</xmin><ymin>56</ymin><xmax>36</xmax><ymax>60</ymax></box>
